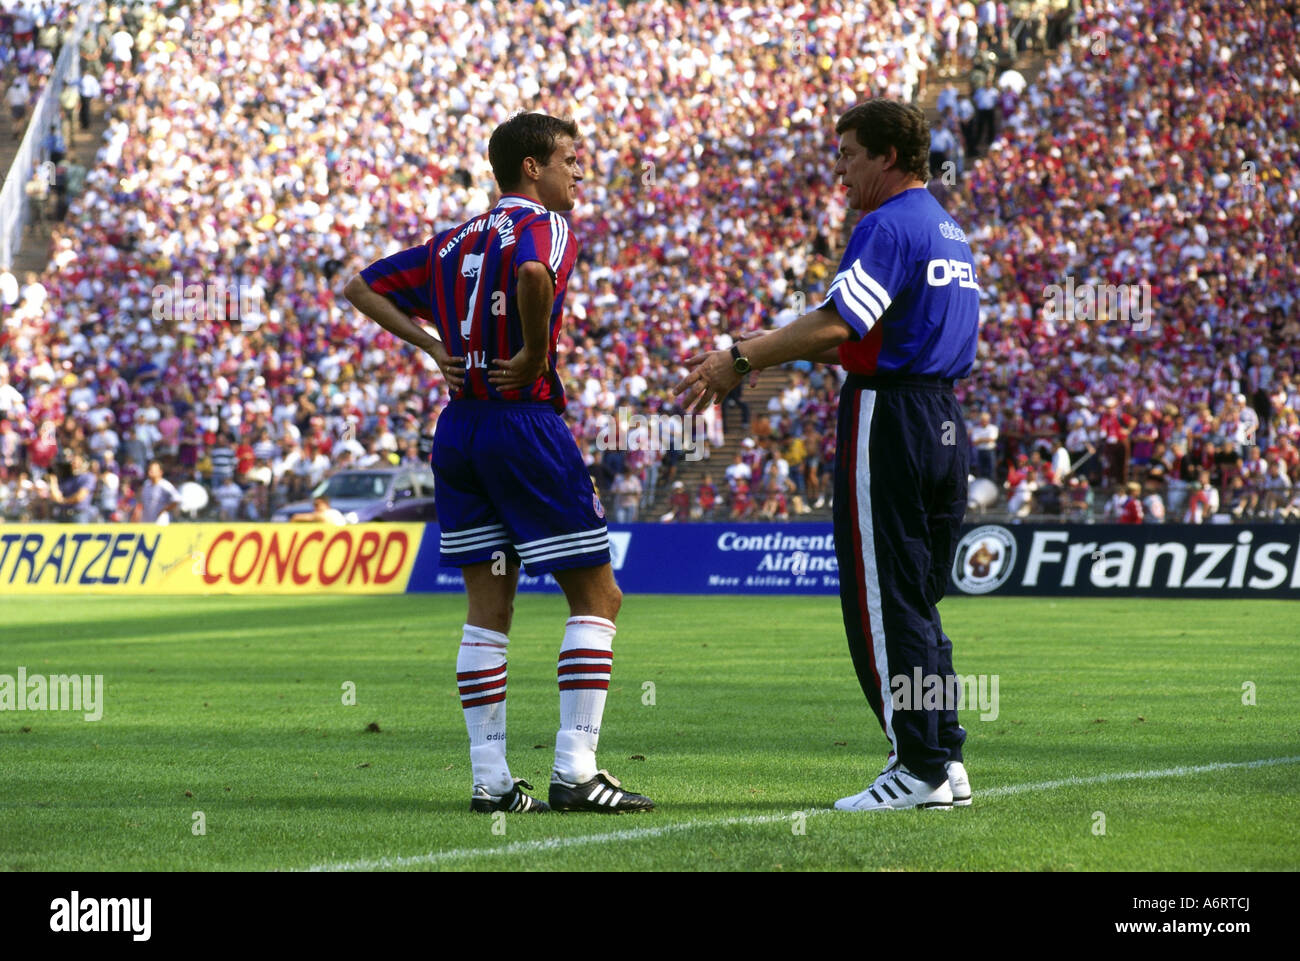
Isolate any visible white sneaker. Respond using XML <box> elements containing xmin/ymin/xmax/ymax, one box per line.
<box><xmin>946</xmin><ymin>760</ymin><xmax>972</xmax><ymax>807</ymax></box>
<box><xmin>835</xmin><ymin>761</ymin><xmax>953</xmax><ymax>811</ymax></box>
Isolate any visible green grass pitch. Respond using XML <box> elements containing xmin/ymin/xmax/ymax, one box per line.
<box><xmin>1</xmin><ymin>593</ymin><xmax>1297</xmax><ymax>871</ymax></box>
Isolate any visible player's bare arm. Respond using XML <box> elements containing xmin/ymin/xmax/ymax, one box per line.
<box><xmin>488</xmin><ymin>260</ymin><xmax>552</xmax><ymax>392</ymax></box>
<box><xmin>674</xmin><ymin>305</ymin><xmax>853</xmax><ymax>413</ymax></box>
<box><xmin>342</xmin><ymin>274</ymin><xmax>466</xmax><ymax>390</ymax></box>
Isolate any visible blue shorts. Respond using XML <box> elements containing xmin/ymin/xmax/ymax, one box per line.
<box><xmin>431</xmin><ymin>400</ymin><xmax>610</xmax><ymax>576</ymax></box>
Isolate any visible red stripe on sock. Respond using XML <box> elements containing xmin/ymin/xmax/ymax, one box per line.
<box><xmin>557</xmin><ymin>663</ymin><xmax>611</xmax><ymax>676</ymax></box>
<box><xmin>460</xmin><ymin>691</ymin><xmax>507</xmax><ymax>708</ymax></box>
<box><xmin>558</xmin><ymin>648</ymin><xmax>613</xmax><ymax>660</ymax></box>
<box><xmin>458</xmin><ymin>677</ymin><xmax>507</xmax><ymax>695</ymax></box>
<box><xmin>456</xmin><ymin>665</ymin><xmax>506</xmax><ymax>681</ymax></box>
<box><xmin>558</xmin><ymin>680</ymin><xmax>610</xmax><ymax>691</ymax></box>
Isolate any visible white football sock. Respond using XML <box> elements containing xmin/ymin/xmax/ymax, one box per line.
<box><xmin>553</xmin><ymin>615</ymin><xmax>615</xmax><ymax>783</ymax></box>
<box><xmin>456</xmin><ymin>623</ymin><xmax>511</xmax><ymax>795</ymax></box>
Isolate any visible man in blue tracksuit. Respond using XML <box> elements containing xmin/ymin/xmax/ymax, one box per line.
<box><xmin>676</xmin><ymin>99</ymin><xmax>980</xmax><ymax>811</ymax></box>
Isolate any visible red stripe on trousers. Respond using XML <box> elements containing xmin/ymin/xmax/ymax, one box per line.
<box><xmin>847</xmin><ymin>389</ymin><xmax>885</xmax><ymax>717</ymax></box>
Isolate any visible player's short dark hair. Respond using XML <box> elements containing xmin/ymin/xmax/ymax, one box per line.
<box><xmin>835</xmin><ymin>100</ymin><xmax>931</xmax><ymax>182</ymax></box>
<box><xmin>488</xmin><ymin>112</ymin><xmax>580</xmax><ymax>191</ymax></box>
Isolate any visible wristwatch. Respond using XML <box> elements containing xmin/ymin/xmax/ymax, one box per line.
<box><xmin>730</xmin><ymin>344</ymin><xmax>752</xmax><ymax>375</ymax></box>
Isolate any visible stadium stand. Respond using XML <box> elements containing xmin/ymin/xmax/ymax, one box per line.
<box><xmin>0</xmin><ymin>0</ymin><xmax>1297</xmax><ymax>528</ymax></box>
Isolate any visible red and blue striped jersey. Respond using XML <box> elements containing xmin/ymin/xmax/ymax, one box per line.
<box><xmin>360</xmin><ymin>193</ymin><xmax>578</xmax><ymax>408</ymax></box>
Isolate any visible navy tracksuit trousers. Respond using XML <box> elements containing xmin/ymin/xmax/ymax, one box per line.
<box><xmin>833</xmin><ymin>373</ymin><xmax>969</xmax><ymax>786</ymax></box>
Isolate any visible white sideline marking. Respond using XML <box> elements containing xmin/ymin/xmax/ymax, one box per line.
<box><xmin>302</xmin><ymin>755</ymin><xmax>1300</xmax><ymax>872</ymax></box>
<box><xmin>303</xmin><ymin>811</ymin><xmax>807</xmax><ymax>872</ymax></box>
<box><xmin>977</xmin><ymin>755</ymin><xmax>1300</xmax><ymax>798</ymax></box>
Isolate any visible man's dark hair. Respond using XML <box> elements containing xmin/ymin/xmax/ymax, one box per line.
<box><xmin>835</xmin><ymin>100</ymin><xmax>931</xmax><ymax>182</ymax></box>
<box><xmin>488</xmin><ymin>112</ymin><xmax>579</xmax><ymax>191</ymax></box>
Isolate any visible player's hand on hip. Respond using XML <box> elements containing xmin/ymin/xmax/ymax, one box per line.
<box><xmin>425</xmin><ymin>342</ymin><xmax>466</xmax><ymax>391</ymax></box>
<box><xmin>673</xmin><ymin>350</ymin><xmax>741</xmax><ymax>414</ymax></box>
<box><xmin>488</xmin><ymin>347</ymin><xmax>548</xmax><ymax>392</ymax></box>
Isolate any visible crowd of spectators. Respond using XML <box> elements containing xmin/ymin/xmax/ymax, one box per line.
<box><xmin>944</xmin><ymin>0</ymin><xmax>1300</xmax><ymax>523</ymax></box>
<box><xmin>0</xmin><ymin>0</ymin><xmax>1021</xmax><ymax>522</ymax></box>
<box><xmin>1</xmin><ymin>0</ymin><xmax>1295</xmax><ymax>527</ymax></box>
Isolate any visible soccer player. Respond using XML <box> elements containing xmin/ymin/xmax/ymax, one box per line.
<box><xmin>344</xmin><ymin>113</ymin><xmax>652</xmax><ymax>815</ymax></box>
<box><xmin>675</xmin><ymin>99</ymin><xmax>979</xmax><ymax>811</ymax></box>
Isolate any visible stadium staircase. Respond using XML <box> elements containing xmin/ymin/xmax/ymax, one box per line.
<box><xmin>639</xmin><ymin>367</ymin><xmax>829</xmax><ymax>521</ymax></box>
<box><xmin>2</xmin><ymin>98</ymin><xmax>109</xmax><ymax>277</ymax></box>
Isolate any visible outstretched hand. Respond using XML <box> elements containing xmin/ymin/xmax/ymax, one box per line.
<box><xmin>673</xmin><ymin>349</ymin><xmax>742</xmax><ymax>414</ymax></box>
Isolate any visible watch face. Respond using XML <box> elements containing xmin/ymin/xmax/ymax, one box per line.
<box><xmin>730</xmin><ymin>345</ymin><xmax>749</xmax><ymax>374</ymax></box>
